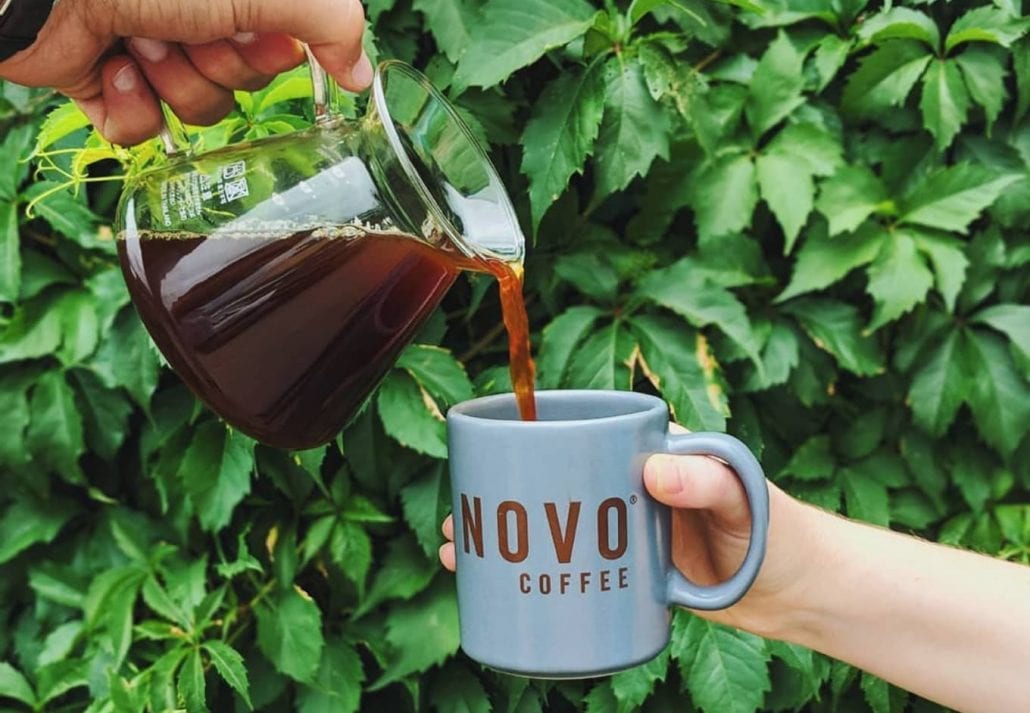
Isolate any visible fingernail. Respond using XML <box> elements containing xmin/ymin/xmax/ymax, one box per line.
<box><xmin>112</xmin><ymin>64</ymin><xmax>139</xmax><ymax>93</ymax></box>
<box><xmin>351</xmin><ymin>51</ymin><xmax>374</xmax><ymax>88</ymax></box>
<box><xmin>657</xmin><ymin>461</ymin><xmax>684</xmax><ymax>495</ymax></box>
<box><xmin>232</xmin><ymin>32</ymin><xmax>257</xmax><ymax>46</ymax></box>
<box><xmin>130</xmin><ymin>37</ymin><xmax>169</xmax><ymax>63</ymax></box>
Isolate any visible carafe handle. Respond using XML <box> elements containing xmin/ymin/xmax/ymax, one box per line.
<box><xmin>157</xmin><ymin>43</ymin><xmax>345</xmax><ymax>156</ymax></box>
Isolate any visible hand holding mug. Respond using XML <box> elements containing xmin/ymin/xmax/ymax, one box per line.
<box><xmin>442</xmin><ymin>391</ymin><xmax>771</xmax><ymax>677</ymax></box>
<box><xmin>441</xmin><ymin>422</ymin><xmax>816</xmax><ymax>644</ymax></box>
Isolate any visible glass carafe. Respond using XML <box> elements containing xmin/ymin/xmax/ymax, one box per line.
<box><xmin>116</xmin><ymin>58</ymin><xmax>525</xmax><ymax>449</ymax></box>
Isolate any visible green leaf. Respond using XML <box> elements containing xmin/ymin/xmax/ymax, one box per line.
<box><xmin>27</xmin><ymin>370</ymin><xmax>85</xmax><ymax>482</ymax></box>
<box><xmin>521</xmin><ymin>62</ymin><xmax>605</xmax><ymax>227</ymax></box>
<box><xmin>786</xmin><ymin>299</ymin><xmax>884</xmax><ymax>376</ymax></box>
<box><xmin>955</xmin><ymin>46</ymin><xmax>1008</xmax><ymax>132</ymax></box>
<box><xmin>23</xmin><ymin>182</ymin><xmax>103</xmax><ymax>249</ymax></box>
<box><xmin>638</xmin><ymin>41</ymin><xmax>678</xmax><ymax>101</ymax></box>
<box><xmin>780</xmin><ymin>435</ymin><xmax>834</xmax><ymax>481</ymax></box>
<box><xmin>963</xmin><ymin>330</ymin><xmax>1030</xmax><ymax>457</ymax></box>
<box><xmin>397</xmin><ymin>344</ymin><xmax>474</xmax><ymax>405</ymax></box>
<box><xmin>909</xmin><ymin>329</ymin><xmax>966</xmax><ymax>436</ymax></box>
<box><xmin>72</xmin><ymin>368</ymin><xmax>133</xmax><ymax>461</ymax></box>
<box><xmin>142</xmin><ymin>576</ymin><xmax>190</xmax><ymax>629</ymax></box>
<box><xmin>53</xmin><ymin>290</ymin><xmax>100</xmax><ymax>366</ymax></box>
<box><xmin>594</xmin><ymin>56</ymin><xmax>670</xmax><ymax>197</ymax></box>
<box><xmin>453</xmin><ymin>0</ymin><xmax>598</xmax><ymax>89</ymax></box>
<box><xmin>778</xmin><ymin>222</ymin><xmax>884</xmax><ymax>301</ymax></box>
<box><xmin>639</xmin><ymin>259</ymin><xmax>763</xmax><ymax>368</ymax></box>
<box><xmin>202</xmin><ymin>641</ymin><xmax>252</xmax><ymax>710</ymax></box>
<box><xmin>19</xmin><ymin>248</ymin><xmax>74</xmax><ymax>301</ymax></box>
<box><xmin>356</xmin><ymin>535</ymin><xmax>436</xmax><ymax>618</ymax></box>
<box><xmin>330</xmin><ymin>520</ymin><xmax>373</xmax><ymax>588</ymax></box>
<box><xmin>179</xmin><ymin>422</ymin><xmax>256</xmax><ymax>533</ymax></box>
<box><xmin>950</xmin><ymin>448</ymin><xmax>994</xmax><ymax>513</ymax></box>
<box><xmin>0</xmin><ymin>662</ymin><xmax>36</xmax><ymax>708</ymax></box>
<box><xmin>566</xmin><ymin>323</ymin><xmax>637</xmax><ymax>390</ymax></box>
<box><xmin>38</xmin><ymin>620</ymin><xmax>83</xmax><ymax>667</ymax></box>
<box><xmin>865</xmin><ymin>231</ymin><xmax>934</xmax><ymax>331</ymax></box>
<box><xmin>0</xmin><ymin>200</ymin><xmax>19</xmax><ymax>303</ymax></box>
<box><xmin>584</xmin><ymin>681</ymin><xmax>618</xmax><ymax>713</ymax></box>
<box><xmin>632</xmin><ymin>315</ymin><xmax>728</xmax><ymax>431</ymax></box>
<box><xmin>841</xmin><ymin>41</ymin><xmax>932</xmax><ymax>117</ymax></box>
<box><xmin>0</xmin><ymin>124</ymin><xmax>32</xmax><ymax>200</ymax></box>
<box><xmin>919</xmin><ymin>59</ymin><xmax>970</xmax><ymax>152</ymax></box>
<box><xmin>841</xmin><ymin>466</ymin><xmax>890</xmax><ymax>525</ymax></box>
<box><xmin>683</xmin><ymin>620</ymin><xmax>771</xmax><ymax>713</ymax></box>
<box><xmin>413</xmin><ymin>0</ymin><xmax>479</xmax><ymax>63</ymax></box>
<box><xmin>860</xmin><ymin>672</ymin><xmax>909</xmax><ymax>713</ymax></box>
<box><xmin>84</xmin><ymin>567</ymin><xmax>146</xmax><ymax>668</ymax></box>
<box><xmin>297</xmin><ymin>639</ymin><xmax>364</xmax><ymax>713</ymax></box>
<box><xmin>400</xmin><ymin>462</ymin><xmax>451</xmax><ymax>558</ymax></box>
<box><xmin>767</xmin><ymin>122</ymin><xmax>844</xmax><ymax>177</ymax></box>
<box><xmin>857</xmin><ymin>8</ymin><xmax>940</xmax><ymax>50</ymax></box>
<box><xmin>537</xmin><ymin>306</ymin><xmax>604</xmax><ymax>389</ymax></box>
<box><xmin>429</xmin><ymin>664</ymin><xmax>491</xmax><ymax>713</ymax></box>
<box><xmin>179</xmin><ymin>648</ymin><xmax>207</xmax><ymax>713</ymax></box>
<box><xmin>972</xmin><ymin>304</ymin><xmax>1030</xmax><ymax>362</ymax></box>
<box><xmin>0</xmin><ymin>294</ymin><xmax>64</xmax><ymax>364</ymax></box>
<box><xmin>746</xmin><ymin>31</ymin><xmax>807</xmax><ymax>136</ymax></box>
<box><xmin>34</xmin><ymin>101</ymin><xmax>91</xmax><ymax>151</ymax></box>
<box><xmin>690</xmin><ymin>153</ymin><xmax>758</xmax><ymax>240</ymax></box>
<box><xmin>554</xmin><ymin>252</ymin><xmax>620</xmax><ymax>302</ymax></box>
<box><xmin>372</xmin><ymin>578</ymin><xmax>459</xmax><ymax>689</ymax></box>
<box><xmin>899</xmin><ymin>163</ymin><xmax>1020</xmax><ymax>232</ymax></box>
<box><xmin>610</xmin><ymin>649</ymin><xmax>669</xmax><ymax>712</ymax></box>
<box><xmin>256</xmin><ymin>587</ymin><xmax>326</xmax><ymax>683</ymax></box>
<box><xmin>377</xmin><ymin>371</ymin><xmax>448</xmax><ymax>458</ymax></box>
<box><xmin>36</xmin><ymin>659</ymin><xmax>88</xmax><ymax>706</ymax></box>
<box><xmin>815</xmin><ymin>165</ymin><xmax>889</xmax><ymax>236</ymax></box>
<box><xmin>811</xmin><ymin>36</ymin><xmax>851</xmax><ymax>94</ymax></box>
<box><xmin>945</xmin><ymin>6</ymin><xmax>1027</xmax><ymax>52</ymax></box>
<box><xmin>756</xmin><ymin>152</ymin><xmax>813</xmax><ymax>251</ymax></box>
<box><xmin>1015</xmin><ymin>37</ymin><xmax>1030</xmax><ymax>123</ymax></box>
<box><xmin>90</xmin><ymin>307</ymin><xmax>161</xmax><ymax>409</ymax></box>
<box><xmin>911</xmin><ymin>231</ymin><xmax>969</xmax><ymax>313</ymax></box>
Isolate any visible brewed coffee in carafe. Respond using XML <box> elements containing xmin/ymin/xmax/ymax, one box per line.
<box><xmin>116</xmin><ymin>59</ymin><xmax>535</xmax><ymax>449</ymax></box>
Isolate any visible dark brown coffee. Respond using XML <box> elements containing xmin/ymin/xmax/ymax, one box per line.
<box><xmin>119</xmin><ymin>227</ymin><xmax>537</xmax><ymax>449</ymax></box>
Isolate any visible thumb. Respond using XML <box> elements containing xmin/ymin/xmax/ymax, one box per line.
<box><xmin>644</xmin><ymin>454</ymin><xmax>753</xmax><ymax>532</ymax></box>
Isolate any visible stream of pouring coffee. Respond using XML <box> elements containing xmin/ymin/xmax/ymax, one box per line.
<box><xmin>482</xmin><ymin>260</ymin><xmax>538</xmax><ymax>421</ymax></box>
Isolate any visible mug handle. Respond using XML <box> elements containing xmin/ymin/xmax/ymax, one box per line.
<box><xmin>156</xmin><ymin>46</ymin><xmax>344</xmax><ymax>157</ymax></box>
<box><xmin>661</xmin><ymin>432</ymin><xmax>770</xmax><ymax>611</ymax></box>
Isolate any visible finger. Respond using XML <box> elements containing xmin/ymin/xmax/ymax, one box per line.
<box><xmin>232</xmin><ymin>0</ymin><xmax>372</xmax><ymax>90</ymax></box>
<box><xmin>128</xmin><ymin>38</ymin><xmax>235</xmax><ymax>126</ymax></box>
<box><xmin>439</xmin><ymin>543</ymin><xmax>456</xmax><ymax>572</ymax></box>
<box><xmin>669</xmin><ymin>422</ymin><xmax>690</xmax><ymax>435</ymax></box>
<box><xmin>80</xmin><ymin>56</ymin><xmax>164</xmax><ymax>146</ymax></box>
<box><xmin>227</xmin><ymin>32</ymin><xmax>305</xmax><ymax>77</ymax></box>
<box><xmin>183</xmin><ymin>39</ymin><xmax>274</xmax><ymax>91</ymax></box>
<box><xmin>442</xmin><ymin>515</ymin><xmax>454</xmax><ymax>541</ymax></box>
<box><xmin>644</xmin><ymin>454</ymin><xmax>752</xmax><ymax>531</ymax></box>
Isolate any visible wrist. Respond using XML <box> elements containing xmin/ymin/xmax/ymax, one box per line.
<box><xmin>740</xmin><ymin>493</ymin><xmax>856</xmax><ymax>645</ymax></box>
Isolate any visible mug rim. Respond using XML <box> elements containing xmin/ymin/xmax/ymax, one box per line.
<box><xmin>447</xmin><ymin>389</ymin><xmax>668</xmax><ymax>427</ymax></box>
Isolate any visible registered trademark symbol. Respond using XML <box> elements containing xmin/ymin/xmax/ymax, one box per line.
<box><xmin>629</xmin><ymin>495</ymin><xmax>638</xmax><ymax>504</ymax></box>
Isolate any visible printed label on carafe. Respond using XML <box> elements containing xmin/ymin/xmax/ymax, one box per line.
<box><xmin>160</xmin><ymin>160</ymin><xmax>249</xmax><ymax>226</ymax></box>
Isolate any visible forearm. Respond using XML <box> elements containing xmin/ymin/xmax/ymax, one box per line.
<box><xmin>787</xmin><ymin>506</ymin><xmax>1030</xmax><ymax>713</ymax></box>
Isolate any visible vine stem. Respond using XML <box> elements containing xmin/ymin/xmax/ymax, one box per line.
<box><xmin>693</xmin><ymin>50</ymin><xmax>722</xmax><ymax>73</ymax></box>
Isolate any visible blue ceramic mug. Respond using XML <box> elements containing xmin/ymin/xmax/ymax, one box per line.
<box><xmin>447</xmin><ymin>390</ymin><xmax>769</xmax><ymax>678</ymax></box>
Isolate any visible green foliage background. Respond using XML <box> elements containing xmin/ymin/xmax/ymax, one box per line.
<box><xmin>1</xmin><ymin>0</ymin><xmax>1028</xmax><ymax>711</ymax></box>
